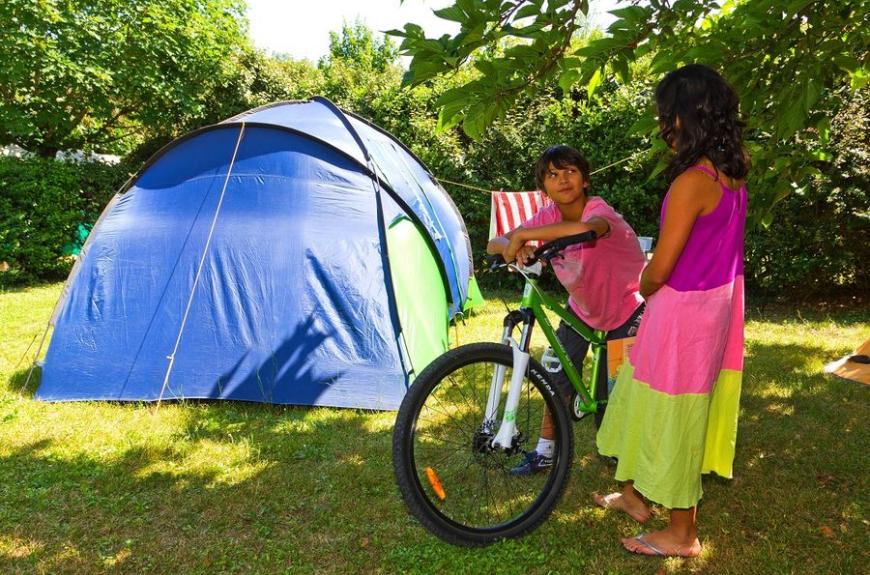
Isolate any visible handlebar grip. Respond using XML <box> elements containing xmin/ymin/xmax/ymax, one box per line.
<box><xmin>484</xmin><ymin>230</ymin><xmax>597</xmax><ymax>270</ymax></box>
<box><xmin>534</xmin><ymin>230</ymin><xmax>598</xmax><ymax>259</ymax></box>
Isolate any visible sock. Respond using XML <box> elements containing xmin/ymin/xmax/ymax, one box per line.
<box><xmin>535</xmin><ymin>438</ymin><xmax>554</xmax><ymax>457</ymax></box>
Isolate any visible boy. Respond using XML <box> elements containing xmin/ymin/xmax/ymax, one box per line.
<box><xmin>487</xmin><ymin>145</ymin><xmax>646</xmax><ymax>475</ymax></box>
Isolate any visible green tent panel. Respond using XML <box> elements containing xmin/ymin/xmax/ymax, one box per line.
<box><xmin>387</xmin><ymin>217</ymin><xmax>450</xmax><ymax>381</ymax></box>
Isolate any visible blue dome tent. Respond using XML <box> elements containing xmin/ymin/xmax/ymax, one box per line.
<box><xmin>36</xmin><ymin>98</ymin><xmax>483</xmax><ymax>409</ymax></box>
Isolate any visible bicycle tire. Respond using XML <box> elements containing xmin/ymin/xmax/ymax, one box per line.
<box><xmin>393</xmin><ymin>342</ymin><xmax>574</xmax><ymax>546</ymax></box>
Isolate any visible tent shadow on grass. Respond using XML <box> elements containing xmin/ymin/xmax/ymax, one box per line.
<box><xmin>6</xmin><ymin>366</ymin><xmax>39</xmax><ymax>397</ymax></box>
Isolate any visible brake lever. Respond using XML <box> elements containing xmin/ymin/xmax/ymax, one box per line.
<box><xmin>512</xmin><ymin>260</ymin><xmax>543</xmax><ymax>276</ymax></box>
<box><xmin>485</xmin><ymin>254</ymin><xmax>507</xmax><ymax>272</ymax></box>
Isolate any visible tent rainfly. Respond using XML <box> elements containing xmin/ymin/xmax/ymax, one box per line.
<box><xmin>36</xmin><ymin>98</ymin><xmax>483</xmax><ymax>409</ymax></box>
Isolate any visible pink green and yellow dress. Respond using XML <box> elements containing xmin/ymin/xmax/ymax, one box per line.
<box><xmin>596</xmin><ymin>164</ymin><xmax>746</xmax><ymax>509</ymax></box>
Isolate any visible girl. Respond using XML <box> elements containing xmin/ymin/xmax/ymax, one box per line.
<box><xmin>595</xmin><ymin>64</ymin><xmax>748</xmax><ymax>557</ymax></box>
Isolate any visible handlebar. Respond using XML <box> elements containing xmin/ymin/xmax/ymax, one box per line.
<box><xmin>486</xmin><ymin>230</ymin><xmax>598</xmax><ymax>270</ymax></box>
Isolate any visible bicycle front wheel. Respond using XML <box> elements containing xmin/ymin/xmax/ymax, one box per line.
<box><xmin>393</xmin><ymin>343</ymin><xmax>574</xmax><ymax>546</ymax></box>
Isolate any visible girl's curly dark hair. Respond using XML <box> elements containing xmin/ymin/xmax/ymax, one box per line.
<box><xmin>655</xmin><ymin>64</ymin><xmax>749</xmax><ymax>181</ymax></box>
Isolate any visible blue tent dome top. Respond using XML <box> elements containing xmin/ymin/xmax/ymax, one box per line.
<box><xmin>221</xmin><ymin>98</ymin><xmax>473</xmax><ymax>315</ymax></box>
<box><xmin>223</xmin><ymin>98</ymin><xmax>371</xmax><ymax>167</ymax></box>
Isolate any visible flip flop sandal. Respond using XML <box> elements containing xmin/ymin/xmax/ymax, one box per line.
<box><xmin>624</xmin><ymin>533</ymin><xmax>667</xmax><ymax>557</ymax></box>
<box><xmin>624</xmin><ymin>533</ymin><xmax>700</xmax><ymax>558</ymax></box>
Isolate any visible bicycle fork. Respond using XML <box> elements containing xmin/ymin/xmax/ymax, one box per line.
<box><xmin>485</xmin><ymin>311</ymin><xmax>536</xmax><ymax>451</ymax></box>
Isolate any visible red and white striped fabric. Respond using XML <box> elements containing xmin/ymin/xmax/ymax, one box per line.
<box><xmin>488</xmin><ymin>190</ymin><xmax>551</xmax><ymax>241</ymax></box>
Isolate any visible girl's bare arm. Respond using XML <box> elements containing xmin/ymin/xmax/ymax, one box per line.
<box><xmin>640</xmin><ymin>173</ymin><xmax>709</xmax><ymax>297</ymax></box>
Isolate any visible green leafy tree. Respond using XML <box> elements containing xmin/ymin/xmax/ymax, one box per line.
<box><xmin>192</xmin><ymin>48</ymin><xmax>324</xmax><ymax>127</ymax></box>
<box><xmin>318</xmin><ymin>21</ymin><xmax>403</xmax><ymax>113</ymax></box>
<box><xmin>0</xmin><ymin>0</ymin><xmax>249</xmax><ymax>157</ymax></box>
<box><xmin>390</xmin><ymin>0</ymin><xmax>870</xmax><ymax>224</ymax></box>
<box><xmin>125</xmin><ymin>48</ymin><xmax>325</xmax><ymax>166</ymax></box>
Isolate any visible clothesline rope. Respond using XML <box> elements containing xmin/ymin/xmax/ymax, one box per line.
<box><xmin>436</xmin><ymin>151</ymin><xmax>644</xmax><ymax>194</ymax></box>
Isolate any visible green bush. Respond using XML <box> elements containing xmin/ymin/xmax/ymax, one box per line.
<box><xmin>0</xmin><ymin>157</ymin><xmax>127</xmax><ymax>286</ymax></box>
<box><xmin>745</xmin><ymin>87</ymin><xmax>869</xmax><ymax>297</ymax></box>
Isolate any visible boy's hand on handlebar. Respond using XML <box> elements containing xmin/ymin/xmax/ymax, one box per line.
<box><xmin>514</xmin><ymin>244</ymin><xmax>538</xmax><ymax>266</ymax></box>
<box><xmin>504</xmin><ymin>234</ymin><xmax>535</xmax><ymax>266</ymax></box>
<box><xmin>503</xmin><ymin>233</ymin><xmax>524</xmax><ymax>263</ymax></box>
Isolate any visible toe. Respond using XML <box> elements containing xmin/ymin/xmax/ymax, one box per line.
<box><xmin>621</xmin><ymin>536</ymin><xmax>645</xmax><ymax>554</ymax></box>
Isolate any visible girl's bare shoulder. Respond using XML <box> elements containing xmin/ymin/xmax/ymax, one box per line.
<box><xmin>669</xmin><ymin>169</ymin><xmax>721</xmax><ymax>213</ymax></box>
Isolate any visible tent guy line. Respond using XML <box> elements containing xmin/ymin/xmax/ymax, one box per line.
<box><xmin>156</xmin><ymin>122</ymin><xmax>248</xmax><ymax>409</ymax></box>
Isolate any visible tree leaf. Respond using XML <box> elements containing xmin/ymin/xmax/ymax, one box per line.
<box><xmin>515</xmin><ymin>4</ymin><xmax>541</xmax><ymax>20</ymax></box>
<box><xmin>434</xmin><ymin>5</ymin><xmax>468</xmax><ymax>23</ymax></box>
<box><xmin>628</xmin><ymin>113</ymin><xmax>657</xmax><ymax>136</ymax></box>
<box><xmin>586</xmin><ymin>67</ymin><xmax>602</xmax><ymax>98</ymax></box>
<box><xmin>558</xmin><ymin>68</ymin><xmax>580</xmax><ymax>92</ymax></box>
<box><xmin>609</xmin><ymin>6</ymin><xmax>650</xmax><ymax>24</ymax></box>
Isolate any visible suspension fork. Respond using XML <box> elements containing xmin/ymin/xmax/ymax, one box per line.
<box><xmin>488</xmin><ymin>310</ymin><xmax>535</xmax><ymax>450</ymax></box>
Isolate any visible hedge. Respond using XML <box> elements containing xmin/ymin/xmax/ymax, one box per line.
<box><xmin>0</xmin><ymin>157</ymin><xmax>127</xmax><ymax>286</ymax></box>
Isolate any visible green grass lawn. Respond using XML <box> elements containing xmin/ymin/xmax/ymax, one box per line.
<box><xmin>1</xmin><ymin>283</ymin><xmax>867</xmax><ymax>574</ymax></box>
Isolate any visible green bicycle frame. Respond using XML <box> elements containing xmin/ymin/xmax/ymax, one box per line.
<box><xmin>518</xmin><ymin>276</ymin><xmax>607</xmax><ymax>413</ymax></box>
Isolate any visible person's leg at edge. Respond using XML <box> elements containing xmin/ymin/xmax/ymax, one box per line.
<box><xmin>539</xmin><ymin>311</ymin><xmax>591</xmax><ymax>442</ymax></box>
<box><xmin>622</xmin><ymin>507</ymin><xmax>702</xmax><ymax>557</ymax></box>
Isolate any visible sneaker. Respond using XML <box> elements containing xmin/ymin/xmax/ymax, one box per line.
<box><xmin>510</xmin><ymin>450</ymin><xmax>553</xmax><ymax>476</ymax></box>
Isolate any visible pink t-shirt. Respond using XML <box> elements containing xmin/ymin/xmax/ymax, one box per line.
<box><xmin>522</xmin><ymin>196</ymin><xmax>645</xmax><ymax>331</ymax></box>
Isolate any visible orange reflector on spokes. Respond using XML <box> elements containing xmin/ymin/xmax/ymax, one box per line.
<box><xmin>425</xmin><ymin>466</ymin><xmax>446</xmax><ymax>501</ymax></box>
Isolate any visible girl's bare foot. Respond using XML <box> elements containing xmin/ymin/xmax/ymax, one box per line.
<box><xmin>621</xmin><ymin>529</ymin><xmax>702</xmax><ymax>558</ymax></box>
<box><xmin>593</xmin><ymin>491</ymin><xmax>651</xmax><ymax>523</ymax></box>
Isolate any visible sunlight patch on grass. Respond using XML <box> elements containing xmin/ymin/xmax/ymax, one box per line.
<box><xmin>101</xmin><ymin>547</ymin><xmax>131</xmax><ymax>569</ymax></box>
<box><xmin>0</xmin><ymin>535</ymin><xmax>43</xmax><ymax>559</ymax></box>
<box><xmin>338</xmin><ymin>453</ymin><xmax>365</xmax><ymax>467</ymax></box>
<box><xmin>361</xmin><ymin>411</ymin><xmax>396</xmax><ymax>433</ymax></box>
<box><xmin>131</xmin><ymin>439</ymin><xmax>271</xmax><ymax>489</ymax></box>
<box><xmin>764</xmin><ymin>401</ymin><xmax>795</xmax><ymax>416</ymax></box>
<box><xmin>756</xmin><ymin>385</ymin><xmax>795</xmax><ymax>399</ymax></box>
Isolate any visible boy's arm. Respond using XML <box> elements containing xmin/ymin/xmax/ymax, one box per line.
<box><xmin>503</xmin><ymin>217</ymin><xmax>609</xmax><ymax>262</ymax></box>
<box><xmin>509</xmin><ymin>217</ymin><xmax>609</xmax><ymax>245</ymax></box>
<box><xmin>486</xmin><ymin>228</ymin><xmax>519</xmax><ymax>255</ymax></box>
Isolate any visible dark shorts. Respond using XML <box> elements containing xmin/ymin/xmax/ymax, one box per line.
<box><xmin>548</xmin><ymin>303</ymin><xmax>645</xmax><ymax>398</ymax></box>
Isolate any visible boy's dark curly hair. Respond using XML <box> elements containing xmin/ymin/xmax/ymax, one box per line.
<box><xmin>534</xmin><ymin>144</ymin><xmax>591</xmax><ymax>191</ymax></box>
<box><xmin>655</xmin><ymin>64</ymin><xmax>750</xmax><ymax>181</ymax></box>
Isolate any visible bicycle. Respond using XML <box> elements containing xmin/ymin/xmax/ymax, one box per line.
<box><xmin>392</xmin><ymin>230</ymin><xmax>612</xmax><ymax>546</ymax></box>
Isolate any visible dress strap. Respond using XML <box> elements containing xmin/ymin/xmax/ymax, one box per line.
<box><xmin>691</xmin><ymin>164</ymin><xmax>718</xmax><ymax>179</ymax></box>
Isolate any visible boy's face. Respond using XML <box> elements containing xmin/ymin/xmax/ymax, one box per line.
<box><xmin>542</xmin><ymin>162</ymin><xmax>587</xmax><ymax>205</ymax></box>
